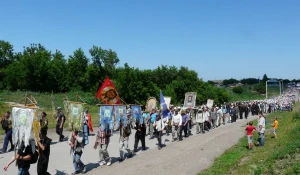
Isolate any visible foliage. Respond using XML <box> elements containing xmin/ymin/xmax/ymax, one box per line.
<box><xmin>232</xmin><ymin>86</ymin><xmax>243</xmax><ymax>94</ymax></box>
<box><xmin>240</xmin><ymin>78</ymin><xmax>259</xmax><ymax>85</ymax></box>
<box><xmin>262</xmin><ymin>74</ymin><xmax>269</xmax><ymax>83</ymax></box>
<box><xmin>223</xmin><ymin>78</ymin><xmax>239</xmax><ymax>86</ymax></box>
<box><xmin>253</xmin><ymin>83</ymin><xmax>266</xmax><ymax>94</ymax></box>
<box><xmin>0</xmin><ymin>40</ymin><xmax>229</xmax><ymax>105</ymax></box>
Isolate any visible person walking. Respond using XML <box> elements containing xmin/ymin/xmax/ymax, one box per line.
<box><xmin>196</xmin><ymin>109</ymin><xmax>205</xmax><ymax>134</ymax></box>
<box><xmin>153</xmin><ymin>114</ymin><xmax>165</xmax><ymax>150</ymax></box>
<box><xmin>171</xmin><ymin>109</ymin><xmax>182</xmax><ymax>141</ymax></box>
<box><xmin>0</xmin><ymin>111</ymin><xmax>14</xmax><ymax>154</ymax></box>
<box><xmin>94</xmin><ymin>124</ymin><xmax>112</xmax><ymax>166</ymax></box>
<box><xmin>68</xmin><ymin>129</ymin><xmax>87</xmax><ymax>174</ymax></box>
<box><xmin>36</xmin><ymin>132</ymin><xmax>52</xmax><ymax>175</ymax></box>
<box><xmin>56</xmin><ymin>107</ymin><xmax>65</xmax><ymax>142</ymax></box>
<box><xmin>118</xmin><ymin>120</ymin><xmax>133</xmax><ymax>161</ymax></box>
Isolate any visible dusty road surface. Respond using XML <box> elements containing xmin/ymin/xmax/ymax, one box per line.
<box><xmin>0</xmin><ymin>113</ymin><xmax>259</xmax><ymax>175</ymax></box>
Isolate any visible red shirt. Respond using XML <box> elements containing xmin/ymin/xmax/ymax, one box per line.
<box><xmin>246</xmin><ymin>126</ymin><xmax>256</xmax><ymax>136</ymax></box>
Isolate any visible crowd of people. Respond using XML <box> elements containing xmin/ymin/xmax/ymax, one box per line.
<box><xmin>0</xmin><ymin>92</ymin><xmax>297</xmax><ymax>175</ymax></box>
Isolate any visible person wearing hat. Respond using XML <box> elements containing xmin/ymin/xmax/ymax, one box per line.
<box><xmin>196</xmin><ymin>108</ymin><xmax>205</xmax><ymax>134</ymax></box>
<box><xmin>40</xmin><ymin>112</ymin><xmax>48</xmax><ymax>136</ymax></box>
<box><xmin>179</xmin><ymin>110</ymin><xmax>189</xmax><ymax>140</ymax></box>
<box><xmin>171</xmin><ymin>109</ymin><xmax>182</xmax><ymax>142</ymax></box>
<box><xmin>56</xmin><ymin>107</ymin><xmax>65</xmax><ymax>142</ymax></box>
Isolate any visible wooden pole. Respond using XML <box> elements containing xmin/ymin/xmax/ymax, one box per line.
<box><xmin>24</xmin><ymin>92</ymin><xmax>28</xmax><ymax>106</ymax></box>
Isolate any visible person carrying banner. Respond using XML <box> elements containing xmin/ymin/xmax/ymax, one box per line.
<box><xmin>36</xmin><ymin>132</ymin><xmax>52</xmax><ymax>175</ymax></box>
<box><xmin>118</xmin><ymin>120</ymin><xmax>133</xmax><ymax>161</ymax></box>
<box><xmin>94</xmin><ymin>124</ymin><xmax>112</xmax><ymax>166</ymax></box>
<box><xmin>186</xmin><ymin>108</ymin><xmax>193</xmax><ymax>136</ymax></box>
<box><xmin>3</xmin><ymin>140</ymin><xmax>32</xmax><ymax>175</ymax></box>
<box><xmin>84</xmin><ymin>110</ymin><xmax>93</xmax><ymax>136</ymax></box>
<box><xmin>171</xmin><ymin>109</ymin><xmax>182</xmax><ymax>142</ymax></box>
<box><xmin>68</xmin><ymin>129</ymin><xmax>87</xmax><ymax>174</ymax></box>
<box><xmin>133</xmin><ymin>120</ymin><xmax>146</xmax><ymax>152</ymax></box>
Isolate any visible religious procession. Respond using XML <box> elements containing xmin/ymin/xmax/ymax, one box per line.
<box><xmin>0</xmin><ymin>77</ymin><xmax>296</xmax><ymax>175</ymax></box>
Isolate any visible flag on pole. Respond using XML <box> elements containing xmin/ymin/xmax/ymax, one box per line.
<box><xmin>160</xmin><ymin>90</ymin><xmax>169</xmax><ymax>118</ymax></box>
<box><xmin>96</xmin><ymin>77</ymin><xmax>121</xmax><ymax>104</ymax></box>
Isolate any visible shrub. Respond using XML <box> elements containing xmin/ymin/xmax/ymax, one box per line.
<box><xmin>232</xmin><ymin>86</ymin><xmax>243</xmax><ymax>94</ymax></box>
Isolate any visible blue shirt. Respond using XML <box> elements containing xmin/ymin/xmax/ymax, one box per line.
<box><xmin>182</xmin><ymin>114</ymin><xmax>188</xmax><ymax>124</ymax></box>
<box><xmin>150</xmin><ymin>113</ymin><xmax>157</xmax><ymax>123</ymax></box>
<box><xmin>167</xmin><ymin>112</ymin><xmax>173</xmax><ymax>120</ymax></box>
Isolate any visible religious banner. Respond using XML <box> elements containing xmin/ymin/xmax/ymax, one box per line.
<box><xmin>207</xmin><ymin>99</ymin><xmax>214</xmax><ymax>109</ymax></box>
<box><xmin>115</xmin><ymin>106</ymin><xmax>127</xmax><ymax>127</ymax></box>
<box><xmin>164</xmin><ymin>96</ymin><xmax>171</xmax><ymax>109</ymax></box>
<box><xmin>131</xmin><ymin>105</ymin><xmax>143</xmax><ymax>124</ymax></box>
<box><xmin>146</xmin><ymin>97</ymin><xmax>157</xmax><ymax>111</ymax></box>
<box><xmin>68</xmin><ymin>103</ymin><xmax>84</xmax><ymax>130</ymax></box>
<box><xmin>32</xmin><ymin>109</ymin><xmax>41</xmax><ymax>140</ymax></box>
<box><xmin>12</xmin><ymin>107</ymin><xmax>35</xmax><ymax>147</ymax></box>
<box><xmin>100</xmin><ymin>106</ymin><xmax>114</xmax><ymax>130</ymax></box>
<box><xmin>183</xmin><ymin>92</ymin><xmax>197</xmax><ymax>108</ymax></box>
<box><xmin>96</xmin><ymin>77</ymin><xmax>121</xmax><ymax>104</ymax></box>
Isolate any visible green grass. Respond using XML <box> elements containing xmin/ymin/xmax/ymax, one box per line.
<box><xmin>228</xmin><ymin>85</ymin><xmax>284</xmax><ymax>102</ymax></box>
<box><xmin>0</xmin><ymin>90</ymin><xmax>100</xmax><ymax>134</ymax></box>
<box><xmin>199</xmin><ymin>103</ymin><xmax>300</xmax><ymax>175</ymax></box>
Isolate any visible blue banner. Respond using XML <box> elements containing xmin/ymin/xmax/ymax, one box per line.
<box><xmin>115</xmin><ymin>106</ymin><xmax>127</xmax><ymax>127</ymax></box>
<box><xmin>132</xmin><ymin>105</ymin><xmax>143</xmax><ymax>124</ymax></box>
<box><xmin>160</xmin><ymin>90</ymin><xmax>169</xmax><ymax>118</ymax></box>
<box><xmin>100</xmin><ymin>106</ymin><xmax>114</xmax><ymax>130</ymax></box>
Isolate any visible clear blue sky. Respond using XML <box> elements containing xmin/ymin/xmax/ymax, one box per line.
<box><xmin>1</xmin><ymin>0</ymin><xmax>299</xmax><ymax>81</ymax></box>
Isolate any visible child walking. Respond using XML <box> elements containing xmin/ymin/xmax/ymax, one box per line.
<box><xmin>272</xmin><ymin>117</ymin><xmax>279</xmax><ymax>138</ymax></box>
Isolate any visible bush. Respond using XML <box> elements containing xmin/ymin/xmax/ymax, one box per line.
<box><xmin>253</xmin><ymin>83</ymin><xmax>266</xmax><ymax>94</ymax></box>
<box><xmin>232</xmin><ymin>86</ymin><xmax>243</xmax><ymax>94</ymax></box>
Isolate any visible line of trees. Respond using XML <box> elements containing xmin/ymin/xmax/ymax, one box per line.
<box><xmin>0</xmin><ymin>40</ymin><xmax>229</xmax><ymax>105</ymax></box>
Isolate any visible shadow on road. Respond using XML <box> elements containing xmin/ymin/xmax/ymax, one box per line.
<box><xmin>55</xmin><ymin>169</ymin><xmax>67</xmax><ymax>175</ymax></box>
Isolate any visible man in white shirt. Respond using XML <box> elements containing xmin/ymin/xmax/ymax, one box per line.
<box><xmin>203</xmin><ymin>108</ymin><xmax>210</xmax><ymax>131</ymax></box>
<box><xmin>171</xmin><ymin>110</ymin><xmax>182</xmax><ymax>142</ymax></box>
<box><xmin>258</xmin><ymin>114</ymin><xmax>265</xmax><ymax>146</ymax></box>
<box><xmin>196</xmin><ymin>109</ymin><xmax>205</xmax><ymax>134</ymax></box>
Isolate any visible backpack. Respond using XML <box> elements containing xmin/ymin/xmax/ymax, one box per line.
<box><xmin>1</xmin><ymin>119</ymin><xmax>9</xmax><ymax>130</ymax></box>
<box><xmin>125</xmin><ymin>125</ymin><xmax>131</xmax><ymax>136</ymax></box>
<box><xmin>29</xmin><ymin>139</ymin><xmax>39</xmax><ymax>164</ymax></box>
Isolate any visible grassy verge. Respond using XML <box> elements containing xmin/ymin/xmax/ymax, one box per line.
<box><xmin>199</xmin><ymin>103</ymin><xmax>300</xmax><ymax>175</ymax></box>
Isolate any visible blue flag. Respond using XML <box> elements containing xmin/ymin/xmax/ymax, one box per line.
<box><xmin>160</xmin><ymin>90</ymin><xmax>169</xmax><ymax>118</ymax></box>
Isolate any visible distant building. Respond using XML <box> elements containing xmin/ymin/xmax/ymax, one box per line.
<box><xmin>268</xmin><ymin>79</ymin><xmax>279</xmax><ymax>87</ymax></box>
<box><xmin>209</xmin><ymin>80</ymin><xmax>223</xmax><ymax>87</ymax></box>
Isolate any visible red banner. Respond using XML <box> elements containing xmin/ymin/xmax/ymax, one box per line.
<box><xmin>95</xmin><ymin>77</ymin><xmax>121</xmax><ymax>104</ymax></box>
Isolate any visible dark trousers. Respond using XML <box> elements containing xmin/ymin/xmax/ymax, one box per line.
<box><xmin>239</xmin><ymin>112</ymin><xmax>243</xmax><ymax>119</ymax></box>
<box><xmin>245</xmin><ymin>111</ymin><xmax>248</xmax><ymax>119</ymax></box>
<box><xmin>134</xmin><ymin>132</ymin><xmax>145</xmax><ymax>150</ymax></box>
<box><xmin>56</xmin><ymin>124</ymin><xmax>64</xmax><ymax>140</ymax></box>
<box><xmin>2</xmin><ymin>129</ymin><xmax>13</xmax><ymax>151</ymax></box>
<box><xmin>180</xmin><ymin>125</ymin><xmax>187</xmax><ymax>139</ymax></box>
<box><xmin>231</xmin><ymin>115</ymin><xmax>237</xmax><ymax>122</ymax></box>
<box><xmin>155</xmin><ymin>131</ymin><xmax>162</xmax><ymax>147</ymax></box>
<box><xmin>204</xmin><ymin>121</ymin><xmax>211</xmax><ymax>130</ymax></box>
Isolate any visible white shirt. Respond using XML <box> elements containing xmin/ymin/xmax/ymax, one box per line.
<box><xmin>258</xmin><ymin>117</ymin><xmax>266</xmax><ymax>133</ymax></box>
<box><xmin>154</xmin><ymin>119</ymin><xmax>165</xmax><ymax>131</ymax></box>
<box><xmin>196</xmin><ymin>112</ymin><xmax>204</xmax><ymax>123</ymax></box>
<box><xmin>203</xmin><ymin>111</ymin><xmax>210</xmax><ymax>121</ymax></box>
<box><xmin>172</xmin><ymin>114</ymin><xmax>182</xmax><ymax>126</ymax></box>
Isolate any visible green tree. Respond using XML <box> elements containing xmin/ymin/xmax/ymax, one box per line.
<box><xmin>66</xmin><ymin>48</ymin><xmax>88</xmax><ymax>91</ymax></box>
<box><xmin>223</xmin><ymin>78</ymin><xmax>239</xmax><ymax>86</ymax></box>
<box><xmin>262</xmin><ymin>74</ymin><xmax>269</xmax><ymax>82</ymax></box>
<box><xmin>232</xmin><ymin>86</ymin><xmax>243</xmax><ymax>94</ymax></box>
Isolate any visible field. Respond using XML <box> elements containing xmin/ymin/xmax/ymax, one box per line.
<box><xmin>199</xmin><ymin>103</ymin><xmax>300</xmax><ymax>175</ymax></box>
<box><xmin>228</xmin><ymin>86</ymin><xmax>285</xmax><ymax>102</ymax></box>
